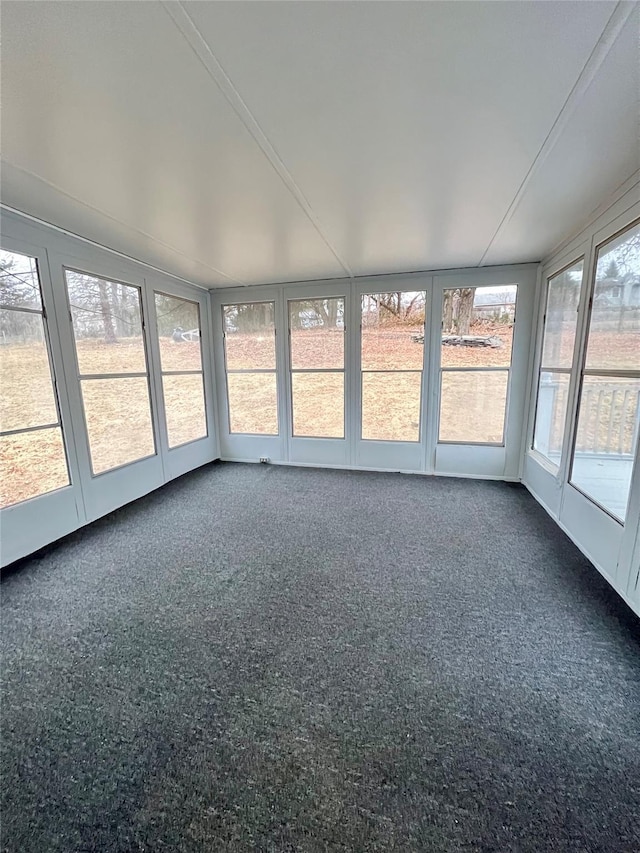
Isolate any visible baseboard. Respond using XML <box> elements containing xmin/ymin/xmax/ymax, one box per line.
<box><xmin>220</xmin><ymin>457</ymin><xmax>520</xmax><ymax>481</ymax></box>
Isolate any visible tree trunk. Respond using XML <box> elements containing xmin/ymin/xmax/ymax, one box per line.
<box><xmin>98</xmin><ymin>280</ymin><xmax>117</xmax><ymax>343</ymax></box>
<box><xmin>327</xmin><ymin>298</ymin><xmax>338</xmax><ymax>328</ymax></box>
<box><xmin>442</xmin><ymin>290</ymin><xmax>454</xmax><ymax>333</ymax></box>
<box><xmin>456</xmin><ymin>288</ymin><xmax>475</xmax><ymax>335</ymax></box>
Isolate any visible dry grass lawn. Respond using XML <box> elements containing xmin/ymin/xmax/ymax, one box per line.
<box><xmin>1</xmin><ymin>338</ymin><xmax>206</xmax><ymax>506</ymax></box>
<box><xmin>1</xmin><ymin>322</ymin><xmax>637</xmax><ymax>507</ymax></box>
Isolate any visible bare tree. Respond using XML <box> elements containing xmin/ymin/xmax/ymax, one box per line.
<box><xmin>456</xmin><ymin>288</ymin><xmax>475</xmax><ymax>335</ymax></box>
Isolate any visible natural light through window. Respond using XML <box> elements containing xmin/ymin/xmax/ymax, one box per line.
<box><xmin>532</xmin><ymin>260</ymin><xmax>584</xmax><ymax>467</ymax></box>
<box><xmin>439</xmin><ymin>285</ymin><xmax>517</xmax><ymax>444</ymax></box>
<box><xmin>0</xmin><ymin>249</ymin><xmax>70</xmax><ymax>507</ymax></box>
<box><xmin>570</xmin><ymin>222</ymin><xmax>640</xmax><ymax>521</ymax></box>
<box><xmin>361</xmin><ymin>291</ymin><xmax>425</xmax><ymax>442</ymax></box>
<box><xmin>65</xmin><ymin>270</ymin><xmax>156</xmax><ymax>474</ymax></box>
<box><xmin>155</xmin><ymin>293</ymin><xmax>207</xmax><ymax>448</ymax></box>
<box><xmin>290</xmin><ymin>298</ymin><xmax>344</xmax><ymax>438</ymax></box>
<box><xmin>223</xmin><ymin>302</ymin><xmax>278</xmax><ymax>435</ymax></box>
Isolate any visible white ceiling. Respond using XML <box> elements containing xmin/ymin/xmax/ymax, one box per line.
<box><xmin>1</xmin><ymin>1</ymin><xmax>638</xmax><ymax>287</ymax></box>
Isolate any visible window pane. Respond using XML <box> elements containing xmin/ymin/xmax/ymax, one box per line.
<box><xmin>162</xmin><ymin>374</ymin><xmax>207</xmax><ymax>448</ymax></box>
<box><xmin>0</xmin><ymin>310</ymin><xmax>58</xmax><ymax>431</ymax></box>
<box><xmin>290</xmin><ymin>299</ymin><xmax>344</xmax><ymax>369</ymax></box>
<box><xmin>0</xmin><ymin>249</ymin><xmax>42</xmax><ymax>311</ymax></box>
<box><xmin>65</xmin><ymin>270</ymin><xmax>147</xmax><ymax>375</ymax></box>
<box><xmin>81</xmin><ymin>378</ymin><xmax>155</xmax><ymax>474</ymax></box>
<box><xmin>532</xmin><ymin>372</ymin><xmax>571</xmax><ymax>464</ymax></box>
<box><xmin>292</xmin><ymin>372</ymin><xmax>344</xmax><ymax>438</ymax></box>
<box><xmin>0</xmin><ymin>428</ymin><xmax>68</xmax><ymax>508</ymax></box>
<box><xmin>224</xmin><ymin>303</ymin><xmax>276</xmax><ymax>370</ymax></box>
<box><xmin>361</xmin><ymin>292</ymin><xmax>425</xmax><ymax>370</ymax></box>
<box><xmin>571</xmin><ymin>376</ymin><xmax>640</xmax><ymax>521</ymax></box>
<box><xmin>227</xmin><ymin>373</ymin><xmax>278</xmax><ymax>435</ymax></box>
<box><xmin>585</xmin><ymin>222</ymin><xmax>640</xmax><ymax>371</ymax></box>
<box><xmin>439</xmin><ymin>371</ymin><xmax>508</xmax><ymax>443</ymax></box>
<box><xmin>441</xmin><ymin>285</ymin><xmax>517</xmax><ymax>368</ymax></box>
<box><xmin>155</xmin><ymin>294</ymin><xmax>202</xmax><ymax>373</ymax></box>
<box><xmin>362</xmin><ymin>372</ymin><xmax>421</xmax><ymax>441</ymax></box>
<box><xmin>541</xmin><ymin>262</ymin><xmax>583</xmax><ymax>369</ymax></box>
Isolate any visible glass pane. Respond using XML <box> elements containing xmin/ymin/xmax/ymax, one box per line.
<box><xmin>224</xmin><ymin>302</ymin><xmax>276</xmax><ymax>370</ymax></box>
<box><xmin>571</xmin><ymin>376</ymin><xmax>640</xmax><ymax>521</ymax></box>
<box><xmin>532</xmin><ymin>372</ymin><xmax>571</xmax><ymax>465</ymax></box>
<box><xmin>361</xmin><ymin>292</ymin><xmax>425</xmax><ymax>370</ymax></box>
<box><xmin>65</xmin><ymin>270</ymin><xmax>147</xmax><ymax>375</ymax></box>
<box><xmin>227</xmin><ymin>373</ymin><xmax>278</xmax><ymax>435</ymax></box>
<box><xmin>0</xmin><ymin>310</ymin><xmax>58</xmax><ymax>431</ymax></box>
<box><xmin>162</xmin><ymin>374</ymin><xmax>207</xmax><ymax>448</ymax></box>
<box><xmin>541</xmin><ymin>262</ymin><xmax>583</xmax><ymax>369</ymax></box>
<box><xmin>441</xmin><ymin>285</ymin><xmax>517</xmax><ymax>368</ymax></box>
<box><xmin>439</xmin><ymin>371</ymin><xmax>509</xmax><ymax>443</ymax></box>
<box><xmin>0</xmin><ymin>427</ymin><xmax>68</xmax><ymax>509</ymax></box>
<box><xmin>290</xmin><ymin>298</ymin><xmax>344</xmax><ymax>369</ymax></box>
<box><xmin>155</xmin><ymin>293</ymin><xmax>202</xmax><ymax>373</ymax></box>
<box><xmin>292</xmin><ymin>372</ymin><xmax>344</xmax><ymax>438</ymax></box>
<box><xmin>0</xmin><ymin>249</ymin><xmax>42</xmax><ymax>311</ymax></box>
<box><xmin>585</xmin><ymin>222</ymin><xmax>640</xmax><ymax>370</ymax></box>
<box><xmin>81</xmin><ymin>377</ymin><xmax>155</xmax><ymax>474</ymax></box>
<box><xmin>362</xmin><ymin>372</ymin><xmax>421</xmax><ymax>442</ymax></box>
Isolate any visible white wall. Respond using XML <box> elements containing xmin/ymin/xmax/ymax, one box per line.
<box><xmin>523</xmin><ymin>173</ymin><xmax>640</xmax><ymax>617</ymax></box>
<box><xmin>0</xmin><ymin>209</ymin><xmax>219</xmax><ymax>567</ymax></box>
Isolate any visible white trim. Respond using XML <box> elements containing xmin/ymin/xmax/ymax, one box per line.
<box><xmin>221</xmin><ymin>457</ymin><xmax>521</xmax><ymax>482</ymax></box>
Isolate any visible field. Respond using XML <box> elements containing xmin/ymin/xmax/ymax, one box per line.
<box><xmin>1</xmin><ymin>322</ymin><xmax>638</xmax><ymax>508</ymax></box>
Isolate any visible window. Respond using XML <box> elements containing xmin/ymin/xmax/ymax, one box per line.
<box><xmin>438</xmin><ymin>285</ymin><xmax>517</xmax><ymax>444</ymax></box>
<box><xmin>361</xmin><ymin>291</ymin><xmax>425</xmax><ymax>441</ymax></box>
<box><xmin>570</xmin><ymin>221</ymin><xmax>640</xmax><ymax>522</ymax></box>
<box><xmin>0</xmin><ymin>249</ymin><xmax>70</xmax><ymax>507</ymax></box>
<box><xmin>64</xmin><ymin>269</ymin><xmax>156</xmax><ymax>474</ymax></box>
<box><xmin>223</xmin><ymin>302</ymin><xmax>278</xmax><ymax>435</ymax></box>
<box><xmin>289</xmin><ymin>298</ymin><xmax>344</xmax><ymax>438</ymax></box>
<box><xmin>155</xmin><ymin>293</ymin><xmax>207</xmax><ymax>448</ymax></box>
<box><xmin>532</xmin><ymin>260</ymin><xmax>584</xmax><ymax>466</ymax></box>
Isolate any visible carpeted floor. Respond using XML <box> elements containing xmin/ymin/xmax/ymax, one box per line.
<box><xmin>1</xmin><ymin>462</ymin><xmax>639</xmax><ymax>852</ymax></box>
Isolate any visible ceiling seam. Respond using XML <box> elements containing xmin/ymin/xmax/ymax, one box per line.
<box><xmin>162</xmin><ymin>0</ymin><xmax>354</xmax><ymax>279</ymax></box>
<box><xmin>1</xmin><ymin>160</ymin><xmax>246</xmax><ymax>286</ymax></box>
<box><xmin>477</xmin><ymin>0</ymin><xmax>636</xmax><ymax>267</ymax></box>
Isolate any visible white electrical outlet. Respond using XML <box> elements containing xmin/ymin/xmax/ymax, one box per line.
<box><xmin>259</xmin><ymin>457</ymin><xmax>270</xmax><ymax>463</ymax></box>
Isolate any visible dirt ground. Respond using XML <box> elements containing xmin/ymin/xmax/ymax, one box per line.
<box><xmin>1</xmin><ymin>322</ymin><xmax>637</xmax><ymax>507</ymax></box>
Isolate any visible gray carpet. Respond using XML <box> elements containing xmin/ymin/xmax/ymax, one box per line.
<box><xmin>1</xmin><ymin>462</ymin><xmax>639</xmax><ymax>853</ymax></box>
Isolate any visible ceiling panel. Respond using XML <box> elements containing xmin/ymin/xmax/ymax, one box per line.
<box><xmin>184</xmin><ymin>0</ymin><xmax>617</xmax><ymax>276</ymax></box>
<box><xmin>0</xmin><ymin>0</ymin><xmax>345</xmax><ymax>285</ymax></box>
<box><xmin>1</xmin><ymin>1</ymin><xmax>634</xmax><ymax>287</ymax></box>
<box><xmin>482</xmin><ymin>5</ymin><xmax>640</xmax><ymax>266</ymax></box>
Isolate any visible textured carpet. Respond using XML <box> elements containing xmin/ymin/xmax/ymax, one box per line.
<box><xmin>1</xmin><ymin>461</ymin><xmax>639</xmax><ymax>853</ymax></box>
